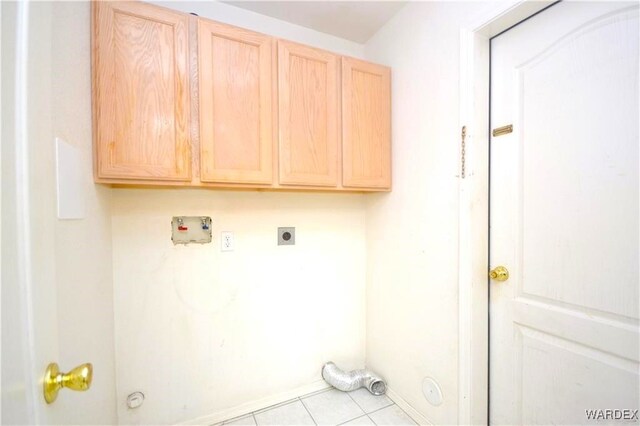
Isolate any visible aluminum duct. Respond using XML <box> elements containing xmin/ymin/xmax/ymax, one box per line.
<box><xmin>321</xmin><ymin>362</ymin><xmax>387</xmax><ymax>396</ymax></box>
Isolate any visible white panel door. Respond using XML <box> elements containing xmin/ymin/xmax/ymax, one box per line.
<box><xmin>2</xmin><ymin>2</ymin><xmax>61</xmax><ymax>424</ymax></box>
<box><xmin>490</xmin><ymin>2</ymin><xmax>639</xmax><ymax>424</ymax></box>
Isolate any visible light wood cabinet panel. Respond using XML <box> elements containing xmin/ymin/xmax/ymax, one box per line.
<box><xmin>342</xmin><ymin>57</ymin><xmax>391</xmax><ymax>189</ymax></box>
<box><xmin>278</xmin><ymin>41</ymin><xmax>339</xmax><ymax>187</ymax></box>
<box><xmin>197</xmin><ymin>20</ymin><xmax>274</xmax><ymax>184</ymax></box>
<box><xmin>92</xmin><ymin>2</ymin><xmax>392</xmax><ymax>192</ymax></box>
<box><xmin>93</xmin><ymin>2</ymin><xmax>191</xmax><ymax>181</ymax></box>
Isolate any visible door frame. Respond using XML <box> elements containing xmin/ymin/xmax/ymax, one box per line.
<box><xmin>456</xmin><ymin>2</ymin><xmax>556</xmax><ymax>424</ymax></box>
<box><xmin>2</xmin><ymin>0</ymin><xmax>42</xmax><ymax>423</ymax></box>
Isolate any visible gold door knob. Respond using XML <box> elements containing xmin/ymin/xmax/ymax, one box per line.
<box><xmin>489</xmin><ymin>266</ymin><xmax>509</xmax><ymax>282</ymax></box>
<box><xmin>43</xmin><ymin>362</ymin><xmax>93</xmax><ymax>404</ymax></box>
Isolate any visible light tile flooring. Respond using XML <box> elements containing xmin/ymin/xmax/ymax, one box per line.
<box><xmin>219</xmin><ymin>388</ymin><xmax>417</xmax><ymax>426</ymax></box>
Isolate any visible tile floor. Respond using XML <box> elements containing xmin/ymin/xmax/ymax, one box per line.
<box><xmin>219</xmin><ymin>388</ymin><xmax>417</xmax><ymax>426</ymax></box>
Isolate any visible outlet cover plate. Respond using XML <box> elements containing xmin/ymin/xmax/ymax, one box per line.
<box><xmin>221</xmin><ymin>231</ymin><xmax>234</xmax><ymax>252</ymax></box>
<box><xmin>278</xmin><ymin>227</ymin><xmax>295</xmax><ymax>245</ymax></box>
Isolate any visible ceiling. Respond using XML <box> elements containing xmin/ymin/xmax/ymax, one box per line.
<box><xmin>222</xmin><ymin>1</ymin><xmax>407</xmax><ymax>43</ymax></box>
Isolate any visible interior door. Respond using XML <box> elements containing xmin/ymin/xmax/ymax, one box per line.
<box><xmin>489</xmin><ymin>2</ymin><xmax>639</xmax><ymax>424</ymax></box>
<box><xmin>3</xmin><ymin>1</ymin><xmax>69</xmax><ymax>423</ymax></box>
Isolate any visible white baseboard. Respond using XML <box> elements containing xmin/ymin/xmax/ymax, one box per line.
<box><xmin>177</xmin><ymin>380</ymin><xmax>331</xmax><ymax>425</ymax></box>
<box><xmin>386</xmin><ymin>387</ymin><xmax>433</xmax><ymax>426</ymax></box>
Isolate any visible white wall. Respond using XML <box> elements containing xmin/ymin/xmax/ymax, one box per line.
<box><xmin>111</xmin><ymin>4</ymin><xmax>367</xmax><ymax>424</ymax></box>
<box><xmin>363</xmin><ymin>2</ymin><xmax>499</xmax><ymax>424</ymax></box>
<box><xmin>51</xmin><ymin>2</ymin><xmax>118</xmax><ymax>424</ymax></box>
<box><xmin>112</xmin><ymin>191</ymin><xmax>366</xmax><ymax>424</ymax></box>
<box><xmin>150</xmin><ymin>1</ymin><xmax>364</xmax><ymax>58</ymax></box>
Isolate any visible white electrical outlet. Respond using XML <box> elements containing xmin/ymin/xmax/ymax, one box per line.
<box><xmin>221</xmin><ymin>231</ymin><xmax>234</xmax><ymax>252</ymax></box>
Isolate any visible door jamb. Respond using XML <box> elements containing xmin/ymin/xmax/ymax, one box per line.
<box><xmin>457</xmin><ymin>2</ymin><xmax>555</xmax><ymax>424</ymax></box>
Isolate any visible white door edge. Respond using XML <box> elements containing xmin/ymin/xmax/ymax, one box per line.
<box><xmin>6</xmin><ymin>0</ymin><xmax>39</xmax><ymax>422</ymax></box>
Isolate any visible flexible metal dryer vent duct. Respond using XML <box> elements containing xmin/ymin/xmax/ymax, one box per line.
<box><xmin>321</xmin><ymin>362</ymin><xmax>387</xmax><ymax>396</ymax></box>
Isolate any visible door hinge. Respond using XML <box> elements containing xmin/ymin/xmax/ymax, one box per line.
<box><xmin>492</xmin><ymin>124</ymin><xmax>513</xmax><ymax>137</ymax></box>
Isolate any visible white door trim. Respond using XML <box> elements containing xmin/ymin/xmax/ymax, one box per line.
<box><xmin>457</xmin><ymin>2</ymin><xmax>556</xmax><ymax>424</ymax></box>
<box><xmin>5</xmin><ymin>0</ymin><xmax>39</xmax><ymax>422</ymax></box>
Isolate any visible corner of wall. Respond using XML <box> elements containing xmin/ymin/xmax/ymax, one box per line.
<box><xmin>360</xmin><ymin>2</ymin><xmax>494</xmax><ymax>424</ymax></box>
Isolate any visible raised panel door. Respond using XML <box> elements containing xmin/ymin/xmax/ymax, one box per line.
<box><xmin>342</xmin><ymin>57</ymin><xmax>391</xmax><ymax>189</ymax></box>
<box><xmin>490</xmin><ymin>3</ymin><xmax>639</xmax><ymax>423</ymax></box>
<box><xmin>278</xmin><ymin>40</ymin><xmax>339</xmax><ymax>187</ymax></box>
<box><xmin>93</xmin><ymin>1</ymin><xmax>191</xmax><ymax>181</ymax></box>
<box><xmin>198</xmin><ymin>20</ymin><xmax>273</xmax><ymax>184</ymax></box>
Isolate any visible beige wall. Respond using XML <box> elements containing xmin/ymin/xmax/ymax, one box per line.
<box><xmin>111</xmin><ymin>3</ymin><xmax>367</xmax><ymax>424</ymax></box>
<box><xmin>51</xmin><ymin>2</ymin><xmax>118</xmax><ymax>424</ymax></box>
<box><xmin>112</xmin><ymin>190</ymin><xmax>366</xmax><ymax>424</ymax></box>
<box><xmin>363</xmin><ymin>2</ymin><xmax>498</xmax><ymax>424</ymax></box>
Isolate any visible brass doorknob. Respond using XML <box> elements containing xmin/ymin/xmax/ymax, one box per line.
<box><xmin>489</xmin><ymin>266</ymin><xmax>509</xmax><ymax>282</ymax></box>
<box><xmin>43</xmin><ymin>362</ymin><xmax>93</xmax><ymax>404</ymax></box>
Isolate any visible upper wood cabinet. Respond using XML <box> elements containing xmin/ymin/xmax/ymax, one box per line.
<box><xmin>92</xmin><ymin>2</ymin><xmax>192</xmax><ymax>181</ymax></box>
<box><xmin>92</xmin><ymin>1</ymin><xmax>392</xmax><ymax>191</ymax></box>
<box><xmin>341</xmin><ymin>57</ymin><xmax>391</xmax><ymax>189</ymax></box>
<box><xmin>197</xmin><ymin>20</ymin><xmax>274</xmax><ymax>184</ymax></box>
<box><xmin>277</xmin><ymin>41</ymin><xmax>340</xmax><ymax>187</ymax></box>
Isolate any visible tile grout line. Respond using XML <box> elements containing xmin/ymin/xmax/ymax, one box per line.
<box><xmin>338</xmin><ymin>412</ymin><xmax>367</xmax><ymax>425</ymax></box>
<box><xmin>336</xmin><ymin>414</ymin><xmax>370</xmax><ymax>426</ymax></box>
<box><xmin>221</xmin><ymin>387</ymin><xmax>332</xmax><ymax>424</ymax></box>
<box><xmin>345</xmin><ymin>390</ymin><xmax>372</xmax><ymax>424</ymax></box>
<box><xmin>374</xmin><ymin>402</ymin><xmax>418</xmax><ymax>426</ymax></box>
<box><xmin>299</xmin><ymin>397</ymin><xmax>318</xmax><ymax>426</ymax></box>
<box><xmin>364</xmin><ymin>402</ymin><xmax>396</xmax><ymax>417</ymax></box>
<box><xmin>223</xmin><ymin>387</ymin><xmax>415</xmax><ymax>426</ymax></box>
<box><xmin>316</xmin><ymin>390</ymin><xmax>397</xmax><ymax>425</ymax></box>
<box><xmin>327</xmin><ymin>389</ymin><xmax>364</xmax><ymax>425</ymax></box>
<box><xmin>346</xmin><ymin>391</ymin><xmax>366</xmax><ymax>413</ymax></box>
<box><xmin>299</xmin><ymin>389</ymin><xmax>365</xmax><ymax>426</ymax></box>
<box><xmin>346</xmin><ymin>390</ymin><xmax>394</xmax><ymax>415</ymax></box>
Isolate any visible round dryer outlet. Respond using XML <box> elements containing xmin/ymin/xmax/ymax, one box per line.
<box><xmin>422</xmin><ymin>377</ymin><xmax>443</xmax><ymax>406</ymax></box>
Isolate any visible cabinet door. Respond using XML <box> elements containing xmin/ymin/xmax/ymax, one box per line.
<box><xmin>342</xmin><ymin>57</ymin><xmax>391</xmax><ymax>189</ymax></box>
<box><xmin>93</xmin><ymin>2</ymin><xmax>191</xmax><ymax>181</ymax></box>
<box><xmin>198</xmin><ymin>20</ymin><xmax>273</xmax><ymax>184</ymax></box>
<box><xmin>278</xmin><ymin>41</ymin><xmax>339</xmax><ymax>187</ymax></box>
